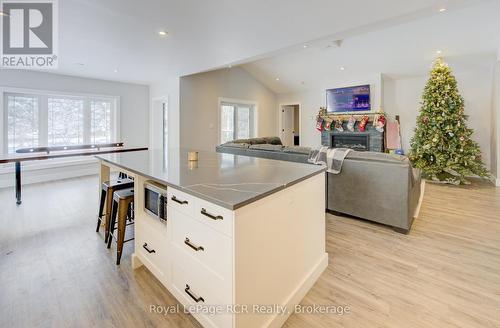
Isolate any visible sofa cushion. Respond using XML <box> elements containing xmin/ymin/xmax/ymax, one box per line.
<box><xmin>262</xmin><ymin>137</ymin><xmax>283</xmax><ymax>145</ymax></box>
<box><xmin>346</xmin><ymin>151</ymin><xmax>409</xmax><ymax>164</ymax></box>
<box><xmin>249</xmin><ymin>144</ymin><xmax>284</xmax><ymax>151</ymax></box>
<box><xmin>231</xmin><ymin>139</ymin><xmax>251</xmax><ymax>144</ymax></box>
<box><xmin>282</xmin><ymin>146</ymin><xmax>311</xmax><ymax>155</ymax></box>
<box><xmin>222</xmin><ymin>142</ymin><xmax>250</xmax><ymax>149</ymax></box>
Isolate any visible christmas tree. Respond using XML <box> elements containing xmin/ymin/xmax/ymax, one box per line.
<box><xmin>409</xmin><ymin>58</ymin><xmax>488</xmax><ymax>185</ymax></box>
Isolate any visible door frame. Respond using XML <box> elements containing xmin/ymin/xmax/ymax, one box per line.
<box><xmin>278</xmin><ymin>103</ymin><xmax>301</xmax><ymax>146</ymax></box>
<box><xmin>150</xmin><ymin>95</ymin><xmax>169</xmax><ymax>151</ymax></box>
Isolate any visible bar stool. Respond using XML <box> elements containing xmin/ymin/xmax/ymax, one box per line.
<box><xmin>107</xmin><ymin>188</ymin><xmax>135</xmax><ymax>265</ymax></box>
<box><xmin>96</xmin><ymin>177</ymin><xmax>134</xmax><ymax>243</ymax></box>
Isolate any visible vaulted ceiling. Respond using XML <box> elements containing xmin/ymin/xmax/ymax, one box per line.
<box><xmin>241</xmin><ymin>0</ymin><xmax>500</xmax><ymax>94</ymax></box>
<box><xmin>52</xmin><ymin>0</ymin><xmax>484</xmax><ymax>85</ymax></box>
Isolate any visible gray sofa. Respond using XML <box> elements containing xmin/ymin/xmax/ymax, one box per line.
<box><xmin>217</xmin><ymin>137</ymin><xmax>422</xmax><ymax>234</ymax></box>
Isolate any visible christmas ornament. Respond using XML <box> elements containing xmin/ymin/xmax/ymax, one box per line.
<box><xmin>347</xmin><ymin>115</ymin><xmax>356</xmax><ymax>132</ymax></box>
<box><xmin>358</xmin><ymin>115</ymin><xmax>369</xmax><ymax>132</ymax></box>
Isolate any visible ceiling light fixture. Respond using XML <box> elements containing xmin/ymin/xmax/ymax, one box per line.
<box><xmin>439</xmin><ymin>7</ymin><xmax>446</xmax><ymax>12</ymax></box>
<box><xmin>340</xmin><ymin>66</ymin><xmax>345</xmax><ymax>71</ymax></box>
<box><xmin>113</xmin><ymin>69</ymin><xmax>119</xmax><ymax>73</ymax></box>
<box><xmin>303</xmin><ymin>44</ymin><xmax>308</xmax><ymax>48</ymax></box>
<box><xmin>275</xmin><ymin>77</ymin><xmax>280</xmax><ymax>81</ymax></box>
<box><xmin>158</xmin><ymin>30</ymin><xmax>168</xmax><ymax>37</ymax></box>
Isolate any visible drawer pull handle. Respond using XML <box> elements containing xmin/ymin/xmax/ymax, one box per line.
<box><xmin>142</xmin><ymin>243</ymin><xmax>156</xmax><ymax>254</ymax></box>
<box><xmin>184</xmin><ymin>238</ymin><xmax>204</xmax><ymax>251</ymax></box>
<box><xmin>171</xmin><ymin>195</ymin><xmax>188</xmax><ymax>205</ymax></box>
<box><xmin>200</xmin><ymin>208</ymin><xmax>223</xmax><ymax>221</ymax></box>
<box><xmin>185</xmin><ymin>284</ymin><xmax>204</xmax><ymax>303</ymax></box>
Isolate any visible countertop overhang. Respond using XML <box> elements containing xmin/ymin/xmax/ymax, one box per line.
<box><xmin>96</xmin><ymin>149</ymin><xmax>325</xmax><ymax>210</ymax></box>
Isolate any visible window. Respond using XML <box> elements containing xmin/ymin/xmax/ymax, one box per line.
<box><xmin>6</xmin><ymin>94</ymin><xmax>39</xmax><ymax>154</ymax></box>
<box><xmin>3</xmin><ymin>90</ymin><xmax>118</xmax><ymax>154</ymax></box>
<box><xmin>219</xmin><ymin>101</ymin><xmax>255</xmax><ymax>144</ymax></box>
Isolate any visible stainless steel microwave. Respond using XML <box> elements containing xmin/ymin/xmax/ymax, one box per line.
<box><xmin>144</xmin><ymin>181</ymin><xmax>167</xmax><ymax>222</ymax></box>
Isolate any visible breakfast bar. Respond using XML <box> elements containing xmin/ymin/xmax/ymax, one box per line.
<box><xmin>97</xmin><ymin>149</ymin><xmax>327</xmax><ymax>328</ymax></box>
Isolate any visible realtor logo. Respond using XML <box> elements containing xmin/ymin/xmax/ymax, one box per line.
<box><xmin>1</xmin><ymin>0</ymin><xmax>58</xmax><ymax>68</ymax></box>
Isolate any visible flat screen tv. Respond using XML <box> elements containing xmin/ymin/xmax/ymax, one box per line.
<box><xmin>326</xmin><ymin>84</ymin><xmax>371</xmax><ymax>113</ymax></box>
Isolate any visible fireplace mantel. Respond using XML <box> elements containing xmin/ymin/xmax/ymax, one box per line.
<box><xmin>321</xmin><ymin>121</ymin><xmax>384</xmax><ymax>152</ymax></box>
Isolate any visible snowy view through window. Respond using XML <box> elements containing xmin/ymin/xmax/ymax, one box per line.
<box><xmin>5</xmin><ymin>92</ymin><xmax>115</xmax><ymax>153</ymax></box>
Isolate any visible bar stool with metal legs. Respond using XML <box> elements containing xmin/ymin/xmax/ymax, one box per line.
<box><xmin>107</xmin><ymin>188</ymin><xmax>135</xmax><ymax>265</ymax></box>
<box><xmin>96</xmin><ymin>177</ymin><xmax>134</xmax><ymax>243</ymax></box>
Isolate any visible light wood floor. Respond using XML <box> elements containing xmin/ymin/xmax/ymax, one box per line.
<box><xmin>1</xmin><ymin>176</ymin><xmax>499</xmax><ymax>328</ymax></box>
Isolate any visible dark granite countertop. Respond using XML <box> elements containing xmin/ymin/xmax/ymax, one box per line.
<box><xmin>96</xmin><ymin>149</ymin><xmax>324</xmax><ymax>210</ymax></box>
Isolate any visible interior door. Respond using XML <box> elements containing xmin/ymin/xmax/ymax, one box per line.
<box><xmin>281</xmin><ymin>106</ymin><xmax>294</xmax><ymax>146</ymax></box>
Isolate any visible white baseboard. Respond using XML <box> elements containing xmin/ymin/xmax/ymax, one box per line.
<box><xmin>0</xmin><ymin>161</ymin><xmax>98</xmax><ymax>188</ymax></box>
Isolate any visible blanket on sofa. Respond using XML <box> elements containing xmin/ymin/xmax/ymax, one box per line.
<box><xmin>308</xmin><ymin>147</ymin><xmax>352</xmax><ymax>174</ymax></box>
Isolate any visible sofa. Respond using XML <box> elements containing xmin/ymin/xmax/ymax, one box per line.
<box><xmin>216</xmin><ymin>137</ymin><xmax>422</xmax><ymax>233</ymax></box>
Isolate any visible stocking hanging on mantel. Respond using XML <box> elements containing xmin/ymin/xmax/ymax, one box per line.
<box><xmin>316</xmin><ymin>116</ymin><xmax>324</xmax><ymax>131</ymax></box>
<box><xmin>347</xmin><ymin>115</ymin><xmax>356</xmax><ymax>132</ymax></box>
<box><xmin>358</xmin><ymin>115</ymin><xmax>369</xmax><ymax>132</ymax></box>
<box><xmin>334</xmin><ymin>118</ymin><xmax>344</xmax><ymax>132</ymax></box>
<box><xmin>409</xmin><ymin>57</ymin><xmax>489</xmax><ymax>185</ymax></box>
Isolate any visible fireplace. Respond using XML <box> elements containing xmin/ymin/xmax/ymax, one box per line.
<box><xmin>331</xmin><ymin>134</ymin><xmax>370</xmax><ymax>151</ymax></box>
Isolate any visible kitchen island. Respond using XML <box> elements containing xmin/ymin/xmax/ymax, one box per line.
<box><xmin>96</xmin><ymin>150</ymin><xmax>327</xmax><ymax>328</ymax></box>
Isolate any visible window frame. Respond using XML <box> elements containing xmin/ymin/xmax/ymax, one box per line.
<box><xmin>1</xmin><ymin>87</ymin><xmax>120</xmax><ymax>155</ymax></box>
<box><xmin>218</xmin><ymin>97</ymin><xmax>258</xmax><ymax>144</ymax></box>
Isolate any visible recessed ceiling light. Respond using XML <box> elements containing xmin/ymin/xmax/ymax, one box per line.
<box><xmin>275</xmin><ymin>77</ymin><xmax>280</xmax><ymax>81</ymax></box>
<box><xmin>340</xmin><ymin>66</ymin><xmax>345</xmax><ymax>71</ymax></box>
<box><xmin>303</xmin><ymin>44</ymin><xmax>308</xmax><ymax>48</ymax></box>
<box><xmin>158</xmin><ymin>30</ymin><xmax>168</xmax><ymax>37</ymax></box>
<box><xmin>113</xmin><ymin>69</ymin><xmax>119</xmax><ymax>73</ymax></box>
<box><xmin>439</xmin><ymin>7</ymin><xmax>446</xmax><ymax>12</ymax></box>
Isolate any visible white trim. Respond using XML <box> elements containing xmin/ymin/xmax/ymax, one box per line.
<box><xmin>278</xmin><ymin>102</ymin><xmax>301</xmax><ymax>146</ymax></box>
<box><xmin>217</xmin><ymin>97</ymin><xmax>258</xmax><ymax>144</ymax></box>
<box><xmin>150</xmin><ymin>95</ymin><xmax>169</xmax><ymax>150</ymax></box>
<box><xmin>0</xmin><ymin>161</ymin><xmax>98</xmax><ymax>188</ymax></box>
<box><xmin>0</xmin><ymin>157</ymin><xmax>98</xmax><ymax>175</ymax></box>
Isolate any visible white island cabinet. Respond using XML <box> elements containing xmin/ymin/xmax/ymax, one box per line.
<box><xmin>97</xmin><ymin>150</ymin><xmax>327</xmax><ymax>328</ymax></box>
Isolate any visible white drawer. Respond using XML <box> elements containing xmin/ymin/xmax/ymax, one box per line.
<box><xmin>194</xmin><ymin>198</ymin><xmax>234</xmax><ymax>237</ymax></box>
<box><xmin>135</xmin><ymin>218</ymin><xmax>170</xmax><ymax>284</ymax></box>
<box><xmin>171</xmin><ymin>209</ymin><xmax>232</xmax><ymax>282</ymax></box>
<box><xmin>171</xmin><ymin>261</ymin><xmax>233</xmax><ymax>328</ymax></box>
<box><xmin>167</xmin><ymin>187</ymin><xmax>195</xmax><ymax>217</ymax></box>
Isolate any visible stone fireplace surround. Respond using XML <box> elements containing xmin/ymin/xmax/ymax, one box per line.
<box><xmin>321</xmin><ymin>122</ymin><xmax>384</xmax><ymax>152</ymax></box>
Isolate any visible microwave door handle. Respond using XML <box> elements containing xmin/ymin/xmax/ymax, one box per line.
<box><xmin>157</xmin><ymin>194</ymin><xmax>162</xmax><ymax>219</ymax></box>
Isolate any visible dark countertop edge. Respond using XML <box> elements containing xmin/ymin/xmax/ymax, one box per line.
<box><xmin>96</xmin><ymin>155</ymin><xmax>325</xmax><ymax>210</ymax></box>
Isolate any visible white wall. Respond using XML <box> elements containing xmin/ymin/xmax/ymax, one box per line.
<box><xmin>276</xmin><ymin>74</ymin><xmax>383</xmax><ymax>147</ymax></box>
<box><xmin>383</xmin><ymin>67</ymin><xmax>494</xmax><ymax>170</ymax></box>
<box><xmin>179</xmin><ymin>67</ymin><xmax>277</xmax><ymax>151</ymax></box>
<box><xmin>0</xmin><ymin>70</ymin><xmax>150</xmax><ymax>187</ymax></box>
